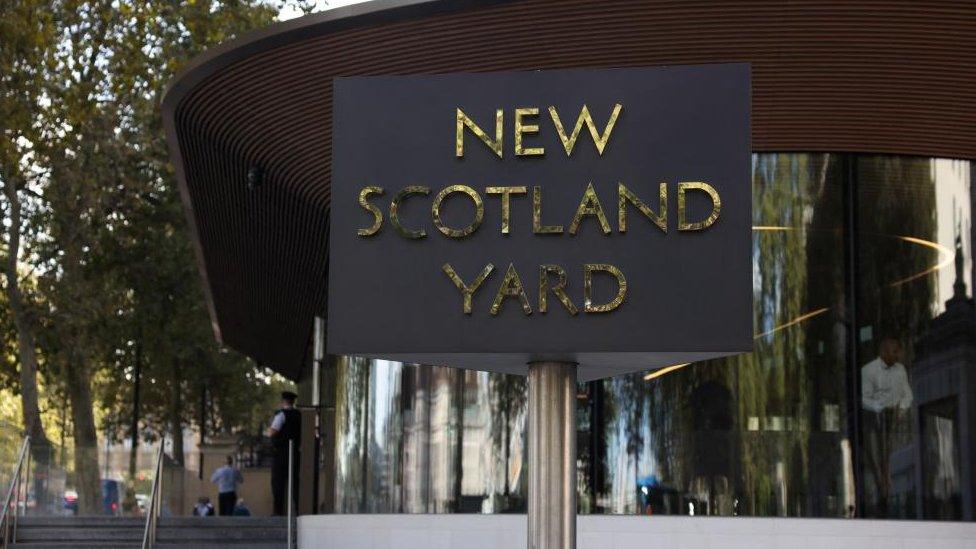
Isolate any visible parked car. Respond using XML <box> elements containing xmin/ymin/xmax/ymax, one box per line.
<box><xmin>13</xmin><ymin>489</ymin><xmax>36</xmax><ymax>512</ymax></box>
<box><xmin>101</xmin><ymin>479</ymin><xmax>120</xmax><ymax>515</ymax></box>
<box><xmin>62</xmin><ymin>480</ymin><xmax>131</xmax><ymax>515</ymax></box>
<box><xmin>63</xmin><ymin>490</ymin><xmax>78</xmax><ymax>515</ymax></box>
<box><xmin>135</xmin><ymin>493</ymin><xmax>149</xmax><ymax>516</ymax></box>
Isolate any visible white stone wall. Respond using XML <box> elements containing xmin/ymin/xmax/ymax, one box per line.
<box><xmin>299</xmin><ymin>514</ymin><xmax>976</xmax><ymax>549</ymax></box>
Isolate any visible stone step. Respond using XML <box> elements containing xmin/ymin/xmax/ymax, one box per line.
<box><xmin>156</xmin><ymin>538</ymin><xmax>287</xmax><ymax>549</ymax></box>
<box><xmin>18</xmin><ymin>529</ymin><xmax>286</xmax><ymax>542</ymax></box>
<box><xmin>15</xmin><ymin>529</ymin><xmax>142</xmax><ymax>542</ymax></box>
<box><xmin>159</xmin><ymin>517</ymin><xmax>288</xmax><ymax>528</ymax></box>
<box><xmin>10</xmin><ymin>540</ymin><xmax>142</xmax><ymax>549</ymax></box>
<box><xmin>158</xmin><ymin>529</ymin><xmax>286</xmax><ymax>541</ymax></box>
<box><xmin>11</xmin><ymin>540</ymin><xmax>285</xmax><ymax>549</ymax></box>
<box><xmin>11</xmin><ymin>516</ymin><xmax>289</xmax><ymax>547</ymax></box>
<box><xmin>15</xmin><ymin>516</ymin><xmax>144</xmax><ymax>527</ymax></box>
<box><xmin>16</xmin><ymin>516</ymin><xmax>287</xmax><ymax>528</ymax></box>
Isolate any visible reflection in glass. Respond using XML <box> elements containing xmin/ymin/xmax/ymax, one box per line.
<box><xmin>334</xmin><ymin>356</ymin><xmax>367</xmax><ymax>512</ymax></box>
<box><xmin>856</xmin><ymin>157</ymin><xmax>972</xmax><ymax>520</ymax></box>
<box><xmin>333</xmin><ymin>360</ymin><xmax>527</xmax><ymax>513</ymax></box>
<box><xmin>331</xmin><ymin>154</ymin><xmax>975</xmax><ymax>522</ymax></box>
<box><xmin>920</xmin><ymin>397</ymin><xmax>962</xmax><ymax>520</ymax></box>
<box><xmin>588</xmin><ymin>153</ymin><xmax>851</xmax><ymax>517</ymax></box>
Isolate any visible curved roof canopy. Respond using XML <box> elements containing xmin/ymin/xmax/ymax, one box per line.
<box><xmin>163</xmin><ymin>0</ymin><xmax>976</xmax><ymax>378</ymax></box>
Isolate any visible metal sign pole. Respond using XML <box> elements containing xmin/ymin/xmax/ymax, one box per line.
<box><xmin>527</xmin><ymin>361</ymin><xmax>577</xmax><ymax>549</ymax></box>
<box><xmin>311</xmin><ymin>316</ymin><xmax>325</xmax><ymax>514</ymax></box>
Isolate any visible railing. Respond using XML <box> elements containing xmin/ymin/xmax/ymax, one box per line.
<box><xmin>1</xmin><ymin>437</ymin><xmax>30</xmax><ymax>549</ymax></box>
<box><xmin>141</xmin><ymin>444</ymin><xmax>164</xmax><ymax>549</ymax></box>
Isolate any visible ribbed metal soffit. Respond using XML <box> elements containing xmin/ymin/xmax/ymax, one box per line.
<box><xmin>164</xmin><ymin>0</ymin><xmax>976</xmax><ymax>378</ymax></box>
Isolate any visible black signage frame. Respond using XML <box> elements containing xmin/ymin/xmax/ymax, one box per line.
<box><xmin>328</xmin><ymin>64</ymin><xmax>752</xmax><ymax>380</ymax></box>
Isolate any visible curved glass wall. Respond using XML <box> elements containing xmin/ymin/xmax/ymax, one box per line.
<box><xmin>332</xmin><ymin>153</ymin><xmax>975</xmax><ymax>521</ymax></box>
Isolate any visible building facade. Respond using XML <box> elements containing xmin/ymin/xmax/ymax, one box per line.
<box><xmin>162</xmin><ymin>0</ymin><xmax>976</xmax><ymax>542</ymax></box>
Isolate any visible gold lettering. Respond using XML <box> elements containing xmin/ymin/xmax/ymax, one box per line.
<box><xmin>677</xmin><ymin>182</ymin><xmax>722</xmax><ymax>231</ymax></box>
<box><xmin>568</xmin><ymin>182</ymin><xmax>611</xmax><ymax>235</ymax></box>
<box><xmin>490</xmin><ymin>263</ymin><xmax>533</xmax><ymax>316</ymax></box>
<box><xmin>584</xmin><ymin>264</ymin><xmax>627</xmax><ymax>313</ymax></box>
<box><xmin>532</xmin><ymin>186</ymin><xmax>563</xmax><ymax>234</ymax></box>
<box><xmin>548</xmin><ymin>103</ymin><xmax>622</xmax><ymax>156</ymax></box>
<box><xmin>539</xmin><ymin>264</ymin><xmax>578</xmax><ymax>315</ymax></box>
<box><xmin>485</xmin><ymin>186</ymin><xmax>527</xmax><ymax>234</ymax></box>
<box><xmin>390</xmin><ymin>186</ymin><xmax>430</xmax><ymax>239</ymax></box>
<box><xmin>357</xmin><ymin>186</ymin><xmax>384</xmax><ymax>236</ymax></box>
<box><xmin>442</xmin><ymin>263</ymin><xmax>495</xmax><ymax>314</ymax></box>
<box><xmin>456</xmin><ymin>108</ymin><xmax>503</xmax><ymax>158</ymax></box>
<box><xmin>618</xmin><ymin>182</ymin><xmax>667</xmax><ymax>233</ymax></box>
<box><xmin>432</xmin><ymin>185</ymin><xmax>485</xmax><ymax>238</ymax></box>
<box><xmin>514</xmin><ymin>107</ymin><xmax>544</xmax><ymax>156</ymax></box>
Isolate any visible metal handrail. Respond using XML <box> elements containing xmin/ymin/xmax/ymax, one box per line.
<box><xmin>141</xmin><ymin>444</ymin><xmax>164</xmax><ymax>549</ymax></box>
<box><xmin>1</xmin><ymin>437</ymin><xmax>30</xmax><ymax>549</ymax></box>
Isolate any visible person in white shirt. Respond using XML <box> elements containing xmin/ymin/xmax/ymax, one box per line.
<box><xmin>861</xmin><ymin>339</ymin><xmax>913</xmax><ymax>413</ymax></box>
<box><xmin>860</xmin><ymin>337</ymin><xmax>913</xmax><ymax>516</ymax></box>
<box><xmin>210</xmin><ymin>455</ymin><xmax>244</xmax><ymax>516</ymax></box>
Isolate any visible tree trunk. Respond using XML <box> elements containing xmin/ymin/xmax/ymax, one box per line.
<box><xmin>128</xmin><ymin>342</ymin><xmax>141</xmax><ymax>480</ymax></box>
<box><xmin>2</xmin><ymin>177</ymin><xmax>51</xmax><ymax>459</ymax></box>
<box><xmin>59</xmin><ymin>393</ymin><xmax>67</xmax><ymax>466</ymax></box>
<box><xmin>169</xmin><ymin>360</ymin><xmax>184</xmax><ymax>466</ymax></box>
<box><xmin>123</xmin><ymin>342</ymin><xmax>142</xmax><ymax>514</ymax></box>
<box><xmin>65</xmin><ymin>353</ymin><xmax>101</xmax><ymax>515</ymax></box>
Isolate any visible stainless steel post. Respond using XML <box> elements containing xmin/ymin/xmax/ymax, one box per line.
<box><xmin>312</xmin><ymin>317</ymin><xmax>324</xmax><ymax>408</ymax></box>
<box><xmin>23</xmin><ymin>447</ymin><xmax>30</xmax><ymax>519</ymax></box>
<box><xmin>12</xmin><ymin>444</ymin><xmax>22</xmax><ymax>542</ymax></box>
<box><xmin>10</xmin><ymin>473</ymin><xmax>17</xmax><ymax>543</ymax></box>
<box><xmin>150</xmin><ymin>480</ymin><xmax>155</xmax><ymax>547</ymax></box>
<box><xmin>287</xmin><ymin>440</ymin><xmax>294</xmax><ymax>549</ymax></box>
<box><xmin>156</xmin><ymin>454</ymin><xmax>162</xmax><ymax>534</ymax></box>
<box><xmin>311</xmin><ymin>316</ymin><xmax>324</xmax><ymax>514</ymax></box>
<box><xmin>527</xmin><ymin>361</ymin><xmax>577</xmax><ymax>549</ymax></box>
<box><xmin>151</xmin><ymin>451</ymin><xmax>161</xmax><ymax>548</ymax></box>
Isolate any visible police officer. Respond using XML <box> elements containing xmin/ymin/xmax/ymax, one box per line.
<box><xmin>267</xmin><ymin>390</ymin><xmax>301</xmax><ymax>516</ymax></box>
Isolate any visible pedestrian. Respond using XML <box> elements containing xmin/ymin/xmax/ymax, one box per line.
<box><xmin>233</xmin><ymin>498</ymin><xmax>252</xmax><ymax>516</ymax></box>
<box><xmin>210</xmin><ymin>455</ymin><xmax>244</xmax><ymax>516</ymax></box>
<box><xmin>192</xmin><ymin>496</ymin><xmax>215</xmax><ymax>517</ymax></box>
<box><xmin>267</xmin><ymin>390</ymin><xmax>301</xmax><ymax>516</ymax></box>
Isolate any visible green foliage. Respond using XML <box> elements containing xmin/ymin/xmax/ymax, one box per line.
<box><xmin>0</xmin><ymin>0</ymin><xmax>304</xmax><ymax>470</ymax></box>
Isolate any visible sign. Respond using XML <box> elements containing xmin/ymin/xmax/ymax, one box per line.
<box><xmin>328</xmin><ymin>64</ymin><xmax>752</xmax><ymax>380</ymax></box>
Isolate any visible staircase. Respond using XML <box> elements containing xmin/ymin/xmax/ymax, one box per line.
<box><xmin>10</xmin><ymin>516</ymin><xmax>290</xmax><ymax>548</ymax></box>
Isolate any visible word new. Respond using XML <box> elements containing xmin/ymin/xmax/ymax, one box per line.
<box><xmin>455</xmin><ymin>104</ymin><xmax>622</xmax><ymax>157</ymax></box>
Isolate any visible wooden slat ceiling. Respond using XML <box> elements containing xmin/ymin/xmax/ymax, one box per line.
<box><xmin>162</xmin><ymin>0</ymin><xmax>976</xmax><ymax>379</ymax></box>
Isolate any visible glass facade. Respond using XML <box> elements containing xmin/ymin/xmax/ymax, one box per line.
<box><xmin>331</xmin><ymin>154</ymin><xmax>975</xmax><ymax>521</ymax></box>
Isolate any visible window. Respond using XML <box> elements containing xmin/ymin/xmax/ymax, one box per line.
<box><xmin>331</xmin><ymin>154</ymin><xmax>976</xmax><ymax>521</ymax></box>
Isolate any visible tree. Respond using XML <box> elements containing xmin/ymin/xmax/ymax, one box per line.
<box><xmin>0</xmin><ymin>0</ymin><xmax>287</xmax><ymax>513</ymax></box>
<box><xmin>91</xmin><ymin>0</ymin><xmax>284</xmax><ymax>464</ymax></box>
<box><xmin>0</xmin><ymin>0</ymin><xmax>55</xmax><ymax>462</ymax></box>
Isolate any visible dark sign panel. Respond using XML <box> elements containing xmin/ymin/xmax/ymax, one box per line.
<box><xmin>328</xmin><ymin>64</ymin><xmax>751</xmax><ymax>380</ymax></box>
